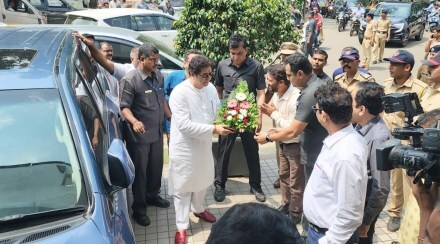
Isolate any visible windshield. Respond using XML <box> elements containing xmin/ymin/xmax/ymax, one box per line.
<box><xmin>374</xmin><ymin>4</ymin><xmax>410</xmax><ymax>17</ymax></box>
<box><xmin>136</xmin><ymin>34</ymin><xmax>180</xmax><ymax>60</ymax></box>
<box><xmin>0</xmin><ymin>89</ymin><xmax>87</xmax><ymax>220</ymax></box>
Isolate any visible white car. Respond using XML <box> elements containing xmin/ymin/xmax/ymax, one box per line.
<box><xmin>65</xmin><ymin>8</ymin><xmax>177</xmax><ymax>50</ymax></box>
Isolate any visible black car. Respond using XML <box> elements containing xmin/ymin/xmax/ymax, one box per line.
<box><xmin>358</xmin><ymin>1</ymin><xmax>428</xmax><ymax>47</ymax></box>
<box><xmin>29</xmin><ymin>0</ymin><xmax>78</xmax><ymax>24</ymax></box>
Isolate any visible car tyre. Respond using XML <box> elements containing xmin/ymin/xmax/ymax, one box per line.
<box><xmin>415</xmin><ymin>25</ymin><xmax>424</xmax><ymax>41</ymax></box>
<box><xmin>338</xmin><ymin>24</ymin><xmax>343</xmax><ymax>32</ymax></box>
<box><xmin>400</xmin><ymin>30</ymin><xmax>410</xmax><ymax>47</ymax></box>
<box><xmin>350</xmin><ymin>29</ymin><xmax>354</xmax><ymax>36</ymax></box>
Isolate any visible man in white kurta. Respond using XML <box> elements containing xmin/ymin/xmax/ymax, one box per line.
<box><xmin>168</xmin><ymin>78</ymin><xmax>220</xmax><ymax>231</ymax></box>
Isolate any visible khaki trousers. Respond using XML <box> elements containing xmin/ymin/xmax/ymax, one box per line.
<box><xmin>279</xmin><ymin>143</ymin><xmax>304</xmax><ymax>213</ymax></box>
<box><xmin>362</xmin><ymin>38</ymin><xmax>373</xmax><ymax>69</ymax></box>
<box><xmin>372</xmin><ymin>32</ymin><xmax>387</xmax><ymax>62</ymax></box>
<box><xmin>388</xmin><ymin>168</ymin><xmax>412</xmax><ymax>218</ymax></box>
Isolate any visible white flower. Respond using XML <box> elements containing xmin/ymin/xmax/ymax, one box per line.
<box><xmin>238</xmin><ymin>114</ymin><xmax>244</xmax><ymax>121</ymax></box>
<box><xmin>227</xmin><ymin>115</ymin><xmax>233</xmax><ymax>121</ymax></box>
<box><xmin>228</xmin><ymin>110</ymin><xmax>237</xmax><ymax>116</ymax></box>
<box><xmin>239</xmin><ymin>109</ymin><xmax>248</xmax><ymax>117</ymax></box>
<box><xmin>235</xmin><ymin>92</ymin><xmax>247</xmax><ymax>101</ymax></box>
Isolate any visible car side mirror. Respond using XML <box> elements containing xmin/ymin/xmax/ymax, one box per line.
<box><xmin>107</xmin><ymin>138</ymin><xmax>135</xmax><ymax>189</ymax></box>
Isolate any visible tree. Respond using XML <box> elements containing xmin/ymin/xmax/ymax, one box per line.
<box><xmin>174</xmin><ymin>0</ymin><xmax>300</xmax><ymax>64</ymax></box>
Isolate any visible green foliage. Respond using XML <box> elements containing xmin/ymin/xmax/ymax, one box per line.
<box><xmin>174</xmin><ymin>0</ymin><xmax>300</xmax><ymax>64</ymax></box>
<box><xmin>215</xmin><ymin>81</ymin><xmax>259</xmax><ymax>132</ymax></box>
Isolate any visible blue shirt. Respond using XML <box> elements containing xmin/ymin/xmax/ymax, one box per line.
<box><xmin>164</xmin><ymin>70</ymin><xmax>185</xmax><ymax>101</ymax></box>
<box><xmin>332</xmin><ymin>67</ymin><xmax>371</xmax><ymax>80</ymax></box>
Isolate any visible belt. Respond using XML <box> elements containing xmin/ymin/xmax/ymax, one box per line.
<box><xmin>377</xmin><ymin>31</ymin><xmax>387</xmax><ymax>34</ymax></box>
<box><xmin>364</xmin><ymin>36</ymin><xmax>372</xmax><ymax>40</ymax></box>
<box><xmin>309</xmin><ymin>222</ymin><xmax>328</xmax><ymax>234</ymax></box>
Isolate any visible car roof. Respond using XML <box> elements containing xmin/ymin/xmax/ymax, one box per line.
<box><xmin>66</xmin><ymin>8</ymin><xmax>177</xmax><ymax>20</ymax></box>
<box><xmin>0</xmin><ymin>26</ymin><xmax>71</xmax><ymax>90</ymax></box>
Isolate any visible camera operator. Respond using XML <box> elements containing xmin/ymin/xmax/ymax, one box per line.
<box><xmin>408</xmin><ymin>109</ymin><xmax>440</xmax><ymax>244</ymax></box>
<box><xmin>351</xmin><ymin>82</ymin><xmax>391</xmax><ymax>244</ymax></box>
<box><xmin>382</xmin><ymin>50</ymin><xmax>428</xmax><ymax>232</ymax></box>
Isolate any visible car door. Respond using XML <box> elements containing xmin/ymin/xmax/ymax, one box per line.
<box><xmin>2</xmin><ymin>0</ymin><xmax>41</xmax><ymax>24</ymax></box>
<box><xmin>409</xmin><ymin>4</ymin><xmax>419</xmax><ymax>37</ymax></box>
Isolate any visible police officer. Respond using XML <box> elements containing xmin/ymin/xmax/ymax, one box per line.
<box><xmin>362</xmin><ymin>12</ymin><xmax>376</xmax><ymax>70</ymax></box>
<box><xmin>382</xmin><ymin>50</ymin><xmax>428</xmax><ymax>232</ymax></box>
<box><xmin>418</xmin><ymin>45</ymin><xmax>440</xmax><ymax>85</ymax></box>
<box><xmin>420</xmin><ymin>52</ymin><xmax>440</xmax><ymax>111</ymax></box>
<box><xmin>334</xmin><ymin>47</ymin><xmax>375</xmax><ymax>93</ymax></box>
<box><xmin>372</xmin><ymin>8</ymin><xmax>391</xmax><ymax>64</ymax></box>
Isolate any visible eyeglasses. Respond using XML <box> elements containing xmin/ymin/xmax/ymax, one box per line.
<box><xmin>198</xmin><ymin>72</ymin><xmax>214</xmax><ymax>79</ymax></box>
<box><xmin>312</xmin><ymin>105</ymin><xmax>323</xmax><ymax>114</ymax></box>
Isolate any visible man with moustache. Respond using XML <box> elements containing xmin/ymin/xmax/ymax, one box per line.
<box><xmin>332</xmin><ymin>47</ymin><xmax>371</xmax><ymax>80</ymax></box>
<box><xmin>119</xmin><ymin>44</ymin><xmax>170</xmax><ymax>226</ymax></box>
<box><xmin>334</xmin><ymin>47</ymin><xmax>375</xmax><ymax>93</ymax></box>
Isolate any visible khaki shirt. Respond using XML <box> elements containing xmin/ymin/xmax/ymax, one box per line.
<box><xmin>382</xmin><ymin>76</ymin><xmax>427</xmax><ymax>130</ymax></box>
<box><xmin>417</xmin><ymin>64</ymin><xmax>431</xmax><ymax>85</ymax></box>
<box><xmin>420</xmin><ymin>84</ymin><xmax>440</xmax><ymax>112</ymax></box>
<box><xmin>364</xmin><ymin>20</ymin><xmax>376</xmax><ymax>38</ymax></box>
<box><xmin>430</xmin><ymin>39</ymin><xmax>440</xmax><ymax>48</ymax></box>
<box><xmin>334</xmin><ymin>70</ymin><xmax>375</xmax><ymax>93</ymax></box>
<box><xmin>375</xmin><ymin>17</ymin><xmax>391</xmax><ymax>33</ymax></box>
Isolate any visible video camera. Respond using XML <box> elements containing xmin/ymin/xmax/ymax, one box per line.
<box><xmin>376</xmin><ymin>93</ymin><xmax>440</xmax><ymax>183</ymax></box>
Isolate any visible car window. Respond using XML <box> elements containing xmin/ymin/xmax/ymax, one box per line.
<box><xmin>0</xmin><ymin>89</ymin><xmax>88</xmax><ymax>220</ymax></box>
<box><xmin>132</xmin><ymin>15</ymin><xmax>156</xmax><ymax>31</ymax></box>
<box><xmin>103</xmin><ymin>16</ymin><xmax>131</xmax><ymax>29</ymax></box>
<box><xmin>154</xmin><ymin>16</ymin><xmax>174</xmax><ymax>30</ymax></box>
<box><xmin>160</xmin><ymin>54</ymin><xmax>180</xmax><ymax>70</ymax></box>
<box><xmin>48</xmin><ymin>0</ymin><xmax>67</xmax><ymax>8</ymax></box>
<box><xmin>29</xmin><ymin>0</ymin><xmax>43</xmax><ymax>7</ymax></box>
<box><xmin>65</xmin><ymin>15</ymin><xmax>98</xmax><ymax>25</ymax></box>
<box><xmin>14</xmin><ymin>0</ymin><xmax>35</xmax><ymax>14</ymax></box>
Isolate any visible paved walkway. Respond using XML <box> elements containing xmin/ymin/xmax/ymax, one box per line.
<box><xmin>129</xmin><ymin>159</ymin><xmax>400</xmax><ymax>244</ymax></box>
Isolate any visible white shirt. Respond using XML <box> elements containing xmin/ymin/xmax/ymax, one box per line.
<box><xmin>352</xmin><ymin>7</ymin><xmax>364</xmax><ymax>19</ymax></box>
<box><xmin>99</xmin><ymin>62</ymin><xmax>134</xmax><ymax>100</ymax></box>
<box><xmin>168</xmin><ymin>80</ymin><xmax>220</xmax><ymax>195</ymax></box>
<box><xmin>303</xmin><ymin>125</ymin><xmax>368</xmax><ymax>244</ymax></box>
<box><xmin>270</xmin><ymin>85</ymin><xmax>300</xmax><ymax>143</ymax></box>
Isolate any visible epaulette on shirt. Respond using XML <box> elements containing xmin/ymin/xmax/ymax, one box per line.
<box><xmin>360</xmin><ymin>72</ymin><xmax>375</xmax><ymax>82</ymax></box>
<box><xmin>334</xmin><ymin>73</ymin><xmax>345</xmax><ymax>80</ymax></box>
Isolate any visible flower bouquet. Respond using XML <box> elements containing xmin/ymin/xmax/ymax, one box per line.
<box><xmin>215</xmin><ymin>80</ymin><xmax>259</xmax><ymax>133</ymax></box>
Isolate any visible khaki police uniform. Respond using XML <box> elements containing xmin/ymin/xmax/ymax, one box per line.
<box><xmin>363</xmin><ymin>20</ymin><xmax>376</xmax><ymax>69</ymax></box>
<box><xmin>372</xmin><ymin>17</ymin><xmax>391</xmax><ymax>62</ymax></box>
<box><xmin>420</xmin><ymin>84</ymin><xmax>440</xmax><ymax>112</ymax></box>
<box><xmin>382</xmin><ymin>76</ymin><xmax>427</xmax><ymax>218</ymax></box>
<box><xmin>334</xmin><ymin>70</ymin><xmax>375</xmax><ymax>93</ymax></box>
<box><xmin>417</xmin><ymin>64</ymin><xmax>431</xmax><ymax>85</ymax></box>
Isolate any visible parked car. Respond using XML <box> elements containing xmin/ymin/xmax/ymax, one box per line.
<box><xmin>358</xmin><ymin>1</ymin><xmax>428</xmax><ymax>47</ymax></box>
<box><xmin>67</xmin><ymin>25</ymin><xmax>183</xmax><ymax>80</ymax></box>
<box><xmin>65</xmin><ymin>8</ymin><xmax>178</xmax><ymax>50</ymax></box>
<box><xmin>29</xmin><ymin>0</ymin><xmax>79</xmax><ymax>24</ymax></box>
<box><xmin>0</xmin><ymin>0</ymin><xmax>46</xmax><ymax>24</ymax></box>
<box><xmin>0</xmin><ymin>26</ymin><xmax>135</xmax><ymax>243</ymax></box>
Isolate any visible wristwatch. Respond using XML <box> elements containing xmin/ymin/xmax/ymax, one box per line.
<box><xmin>265</xmin><ymin>134</ymin><xmax>273</xmax><ymax>143</ymax></box>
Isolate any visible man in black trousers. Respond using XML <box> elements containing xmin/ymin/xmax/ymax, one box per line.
<box><xmin>214</xmin><ymin>33</ymin><xmax>267</xmax><ymax>202</ymax></box>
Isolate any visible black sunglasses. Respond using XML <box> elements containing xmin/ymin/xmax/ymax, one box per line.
<box><xmin>198</xmin><ymin>72</ymin><xmax>214</xmax><ymax>79</ymax></box>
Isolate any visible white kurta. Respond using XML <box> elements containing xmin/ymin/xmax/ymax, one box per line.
<box><xmin>168</xmin><ymin>80</ymin><xmax>220</xmax><ymax>195</ymax></box>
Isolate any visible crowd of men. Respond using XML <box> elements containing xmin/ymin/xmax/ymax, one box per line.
<box><xmin>74</xmin><ymin>21</ymin><xmax>440</xmax><ymax>243</ymax></box>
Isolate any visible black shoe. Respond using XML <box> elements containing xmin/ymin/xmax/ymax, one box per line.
<box><xmin>372</xmin><ymin>61</ymin><xmax>377</xmax><ymax>64</ymax></box>
<box><xmin>146</xmin><ymin>195</ymin><xmax>170</xmax><ymax>208</ymax></box>
<box><xmin>379</xmin><ymin>59</ymin><xmax>383</xmax><ymax>62</ymax></box>
<box><xmin>273</xmin><ymin>178</ymin><xmax>280</xmax><ymax>188</ymax></box>
<box><xmin>250</xmin><ymin>187</ymin><xmax>266</xmax><ymax>202</ymax></box>
<box><xmin>289</xmin><ymin>212</ymin><xmax>302</xmax><ymax>225</ymax></box>
<box><xmin>133</xmin><ymin>213</ymin><xmax>151</xmax><ymax>226</ymax></box>
<box><xmin>277</xmin><ymin>204</ymin><xmax>289</xmax><ymax>215</ymax></box>
<box><xmin>214</xmin><ymin>185</ymin><xmax>226</xmax><ymax>202</ymax></box>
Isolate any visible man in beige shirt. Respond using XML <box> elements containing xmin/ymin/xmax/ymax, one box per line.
<box><xmin>334</xmin><ymin>47</ymin><xmax>375</xmax><ymax>93</ymax></box>
<box><xmin>420</xmin><ymin>52</ymin><xmax>440</xmax><ymax>111</ymax></box>
<box><xmin>260</xmin><ymin>64</ymin><xmax>303</xmax><ymax>224</ymax></box>
<box><xmin>362</xmin><ymin>13</ymin><xmax>376</xmax><ymax>70</ymax></box>
<box><xmin>382</xmin><ymin>50</ymin><xmax>428</xmax><ymax>232</ymax></box>
<box><xmin>372</xmin><ymin>8</ymin><xmax>391</xmax><ymax>64</ymax></box>
<box><xmin>418</xmin><ymin>45</ymin><xmax>440</xmax><ymax>85</ymax></box>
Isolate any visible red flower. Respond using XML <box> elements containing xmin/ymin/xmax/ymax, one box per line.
<box><xmin>235</xmin><ymin>106</ymin><xmax>240</xmax><ymax>111</ymax></box>
<box><xmin>234</xmin><ymin>114</ymin><xmax>238</xmax><ymax>118</ymax></box>
<box><xmin>223</xmin><ymin>113</ymin><xmax>228</xmax><ymax>118</ymax></box>
<box><xmin>243</xmin><ymin>119</ymin><xmax>248</xmax><ymax>125</ymax></box>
